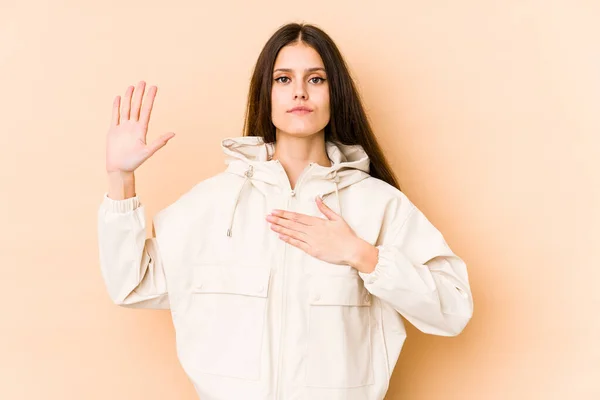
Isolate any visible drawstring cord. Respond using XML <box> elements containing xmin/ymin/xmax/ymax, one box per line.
<box><xmin>331</xmin><ymin>170</ymin><xmax>342</xmax><ymax>216</ymax></box>
<box><xmin>319</xmin><ymin>170</ymin><xmax>342</xmax><ymax>217</ymax></box>
<box><xmin>227</xmin><ymin>165</ymin><xmax>253</xmax><ymax>237</ymax></box>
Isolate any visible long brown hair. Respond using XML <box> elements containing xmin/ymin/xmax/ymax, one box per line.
<box><xmin>243</xmin><ymin>22</ymin><xmax>401</xmax><ymax>191</ymax></box>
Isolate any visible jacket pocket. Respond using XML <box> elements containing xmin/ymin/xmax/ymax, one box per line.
<box><xmin>305</xmin><ymin>275</ymin><xmax>374</xmax><ymax>388</ymax></box>
<box><xmin>189</xmin><ymin>265</ymin><xmax>271</xmax><ymax>380</ymax></box>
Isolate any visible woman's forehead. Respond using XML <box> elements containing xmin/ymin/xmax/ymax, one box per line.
<box><xmin>274</xmin><ymin>44</ymin><xmax>325</xmax><ymax>70</ymax></box>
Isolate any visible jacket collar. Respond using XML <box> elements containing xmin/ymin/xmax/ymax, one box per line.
<box><xmin>222</xmin><ymin>136</ymin><xmax>371</xmax><ymax>194</ymax></box>
<box><xmin>220</xmin><ymin>136</ymin><xmax>371</xmax><ymax>237</ymax></box>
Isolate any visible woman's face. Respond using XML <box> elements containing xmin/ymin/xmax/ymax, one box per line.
<box><xmin>271</xmin><ymin>42</ymin><xmax>330</xmax><ymax>138</ymax></box>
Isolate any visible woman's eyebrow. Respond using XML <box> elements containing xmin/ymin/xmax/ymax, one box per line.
<box><xmin>273</xmin><ymin>67</ymin><xmax>326</xmax><ymax>73</ymax></box>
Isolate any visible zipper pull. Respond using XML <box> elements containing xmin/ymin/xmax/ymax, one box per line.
<box><xmin>290</xmin><ymin>189</ymin><xmax>296</xmax><ymax>197</ymax></box>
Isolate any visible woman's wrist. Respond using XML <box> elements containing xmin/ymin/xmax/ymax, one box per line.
<box><xmin>107</xmin><ymin>171</ymin><xmax>136</xmax><ymax>200</ymax></box>
<box><xmin>347</xmin><ymin>237</ymin><xmax>379</xmax><ymax>274</ymax></box>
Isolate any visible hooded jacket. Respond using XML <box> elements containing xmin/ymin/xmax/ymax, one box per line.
<box><xmin>97</xmin><ymin>136</ymin><xmax>474</xmax><ymax>400</ymax></box>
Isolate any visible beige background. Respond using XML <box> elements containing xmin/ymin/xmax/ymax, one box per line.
<box><xmin>1</xmin><ymin>0</ymin><xmax>598</xmax><ymax>399</ymax></box>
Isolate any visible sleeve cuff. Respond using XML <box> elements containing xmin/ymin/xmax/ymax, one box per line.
<box><xmin>102</xmin><ymin>192</ymin><xmax>141</xmax><ymax>213</ymax></box>
<box><xmin>358</xmin><ymin>245</ymin><xmax>385</xmax><ymax>285</ymax></box>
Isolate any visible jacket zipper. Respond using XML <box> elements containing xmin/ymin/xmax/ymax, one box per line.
<box><xmin>274</xmin><ymin>161</ymin><xmax>314</xmax><ymax>400</ymax></box>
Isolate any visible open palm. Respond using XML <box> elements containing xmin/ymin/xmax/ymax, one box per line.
<box><xmin>106</xmin><ymin>81</ymin><xmax>175</xmax><ymax>173</ymax></box>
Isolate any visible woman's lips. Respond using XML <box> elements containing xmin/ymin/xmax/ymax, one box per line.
<box><xmin>289</xmin><ymin>109</ymin><xmax>313</xmax><ymax>115</ymax></box>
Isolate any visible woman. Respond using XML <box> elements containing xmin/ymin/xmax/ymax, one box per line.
<box><xmin>98</xmin><ymin>22</ymin><xmax>473</xmax><ymax>400</ymax></box>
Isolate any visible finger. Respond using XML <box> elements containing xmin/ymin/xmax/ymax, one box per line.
<box><xmin>139</xmin><ymin>85</ymin><xmax>157</xmax><ymax>130</ymax></box>
<box><xmin>146</xmin><ymin>132</ymin><xmax>176</xmax><ymax>157</ymax></box>
<box><xmin>316</xmin><ymin>196</ymin><xmax>339</xmax><ymax>220</ymax></box>
<box><xmin>270</xmin><ymin>210</ymin><xmax>318</xmax><ymax>225</ymax></box>
<box><xmin>111</xmin><ymin>95</ymin><xmax>120</xmax><ymax>127</ymax></box>
<box><xmin>270</xmin><ymin>223</ymin><xmax>308</xmax><ymax>241</ymax></box>
<box><xmin>130</xmin><ymin>81</ymin><xmax>146</xmax><ymax>121</ymax></box>
<box><xmin>121</xmin><ymin>85</ymin><xmax>134</xmax><ymax>120</ymax></box>
<box><xmin>279</xmin><ymin>234</ymin><xmax>311</xmax><ymax>253</ymax></box>
<box><xmin>266</xmin><ymin>214</ymin><xmax>308</xmax><ymax>233</ymax></box>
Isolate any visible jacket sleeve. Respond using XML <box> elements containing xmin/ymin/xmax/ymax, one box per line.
<box><xmin>97</xmin><ymin>193</ymin><xmax>170</xmax><ymax>309</ymax></box>
<box><xmin>358</xmin><ymin>204</ymin><xmax>473</xmax><ymax>336</ymax></box>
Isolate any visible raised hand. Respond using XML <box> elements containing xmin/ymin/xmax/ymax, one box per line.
<box><xmin>106</xmin><ymin>81</ymin><xmax>175</xmax><ymax>174</ymax></box>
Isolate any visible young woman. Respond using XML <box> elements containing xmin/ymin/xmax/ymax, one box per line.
<box><xmin>98</xmin><ymin>22</ymin><xmax>473</xmax><ymax>400</ymax></box>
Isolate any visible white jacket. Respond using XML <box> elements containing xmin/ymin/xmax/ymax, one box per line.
<box><xmin>97</xmin><ymin>136</ymin><xmax>473</xmax><ymax>400</ymax></box>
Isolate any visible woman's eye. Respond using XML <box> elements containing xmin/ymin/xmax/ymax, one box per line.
<box><xmin>275</xmin><ymin>76</ymin><xmax>325</xmax><ymax>84</ymax></box>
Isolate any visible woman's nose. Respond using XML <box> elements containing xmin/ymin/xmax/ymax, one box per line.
<box><xmin>293</xmin><ymin>84</ymin><xmax>308</xmax><ymax>99</ymax></box>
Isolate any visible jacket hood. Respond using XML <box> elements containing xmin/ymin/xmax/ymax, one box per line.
<box><xmin>221</xmin><ymin>136</ymin><xmax>372</xmax><ymax>237</ymax></box>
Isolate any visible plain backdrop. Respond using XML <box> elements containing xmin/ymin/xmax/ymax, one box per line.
<box><xmin>1</xmin><ymin>0</ymin><xmax>598</xmax><ymax>399</ymax></box>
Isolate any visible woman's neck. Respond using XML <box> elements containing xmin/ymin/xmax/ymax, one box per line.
<box><xmin>271</xmin><ymin>131</ymin><xmax>332</xmax><ymax>190</ymax></box>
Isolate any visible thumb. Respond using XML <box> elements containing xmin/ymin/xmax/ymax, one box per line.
<box><xmin>147</xmin><ymin>132</ymin><xmax>176</xmax><ymax>156</ymax></box>
<box><xmin>315</xmin><ymin>195</ymin><xmax>339</xmax><ymax>220</ymax></box>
